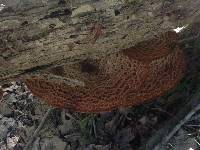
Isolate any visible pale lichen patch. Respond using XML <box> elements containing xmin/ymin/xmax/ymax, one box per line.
<box><xmin>71</xmin><ymin>4</ymin><xmax>95</xmax><ymax>17</ymax></box>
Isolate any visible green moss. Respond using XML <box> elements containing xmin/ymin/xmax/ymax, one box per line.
<box><xmin>79</xmin><ymin>115</ymin><xmax>96</xmax><ymax>145</ymax></box>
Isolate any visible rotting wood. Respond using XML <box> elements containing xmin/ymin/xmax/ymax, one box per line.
<box><xmin>0</xmin><ymin>0</ymin><xmax>200</xmax><ymax>84</ymax></box>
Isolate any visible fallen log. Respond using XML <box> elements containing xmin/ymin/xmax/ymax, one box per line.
<box><xmin>0</xmin><ymin>0</ymin><xmax>200</xmax><ymax>84</ymax></box>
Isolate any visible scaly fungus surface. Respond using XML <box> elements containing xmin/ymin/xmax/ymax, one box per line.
<box><xmin>25</xmin><ymin>31</ymin><xmax>186</xmax><ymax>113</ymax></box>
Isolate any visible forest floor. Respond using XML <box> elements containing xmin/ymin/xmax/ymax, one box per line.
<box><xmin>0</xmin><ymin>27</ymin><xmax>200</xmax><ymax>150</ymax></box>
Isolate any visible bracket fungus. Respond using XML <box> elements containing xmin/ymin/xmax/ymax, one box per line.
<box><xmin>25</xmin><ymin>31</ymin><xmax>186</xmax><ymax>113</ymax></box>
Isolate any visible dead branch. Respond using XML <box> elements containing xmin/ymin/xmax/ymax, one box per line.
<box><xmin>139</xmin><ymin>88</ymin><xmax>200</xmax><ymax>150</ymax></box>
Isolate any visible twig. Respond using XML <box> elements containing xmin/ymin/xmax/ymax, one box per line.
<box><xmin>156</xmin><ymin>103</ymin><xmax>200</xmax><ymax>149</ymax></box>
<box><xmin>151</xmin><ymin>107</ymin><xmax>173</xmax><ymax>117</ymax></box>
<box><xmin>139</xmin><ymin>88</ymin><xmax>200</xmax><ymax>150</ymax></box>
<box><xmin>92</xmin><ymin>118</ymin><xmax>97</xmax><ymax>138</ymax></box>
<box><xmin>64</xmin><ymin>110</ymin><xmax>78</xmax><ymax>122</ymax></box>
<box><xmin>23</xmin><ymin>108</ymin><xmax>53</xmax><ymax>150</ymax></box>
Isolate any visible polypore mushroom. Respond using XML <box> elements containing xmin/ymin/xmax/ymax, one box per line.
<box><xmin>25</xmin><ymin>31</ymin><xmax>186</xmax><ymax>113</ymax></box>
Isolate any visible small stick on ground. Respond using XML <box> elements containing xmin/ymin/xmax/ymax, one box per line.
<box><xmin>139</xmin><ymin>88</ymin><xmax>200</xmax><ymax>150</ymax></box>
<box><xmin>64</xmin><ymin>110</ymin><xmax>78</xmax><ymax>122</ymax></box>
<box><xmin>23</xmin><ymin>108</ymin><xmax>54</xmax><ymax>150</ymax></box>
<box><xmin>92</xmin><ymin>118</ymin><xmax>97</xmax><ymax>138</ymax></box>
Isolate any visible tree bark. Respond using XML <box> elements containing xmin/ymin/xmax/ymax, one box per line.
<box><xmin>0</xmin><ymin>0</ymin><xmax>200</xmax><ymax>84</ymax></box>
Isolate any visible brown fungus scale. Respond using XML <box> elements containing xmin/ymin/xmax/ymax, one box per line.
<box><xmin>25</xmin><ymin>31</ymin><xmax>186</xmax><ymax>113</ymax></box>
